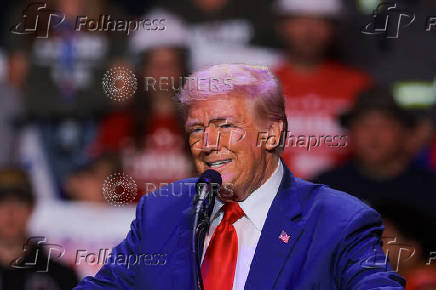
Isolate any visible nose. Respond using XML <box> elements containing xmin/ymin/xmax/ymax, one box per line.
<box><xmin>201</xmin><ymin>125</ymin><xmax>221</xmax><ymax>153</ymax></box>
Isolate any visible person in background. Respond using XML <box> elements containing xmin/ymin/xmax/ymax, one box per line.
<box><xmin>314</xmin><ymin>87</ymin><xmax>436</xmax><ymax>218</ymax></box>
<box><xmin>159</xmin><ymin>0</ymin><xmax>278</xmax><ymax>48</ymax></box>
<box><xmin>408</xmin><ymin>112</ymin><xmax>436</xmax><ymax>172</ymax></box>
<box><xmin>0</xmin><ymin>167</ymin><xmax>78</xmax><ymax>289</ymax></box>
<box><xmin>0</xmin><ymin>50</ymin><xmax>27</xmax><ymax>165</ymax></box>
<box><xmin>20</xmin><ymin>0</ymin><xmax>127</xmax><ymax>117</ymax></box>
<box><xmin>273</xmin><ymin>0</ymin><xmax>372</xmax><ymax>179</ymax></box>
<box><xmin>130</xmin><ymin>4</ymin><xmax>281</xmax><ymax>73</ymax></box>
<box><xmin>90</xmin><ymin>46</ymin><xmax>193</xmax><ymax>198</ymax></box>
<box><xmin>386</xmin><ymin>80</ymin><xmax>436</xmax><ymax>173</ymax></box>
<box><xmin>337</xmin><ymin>0</ymin><xmax>436</xmax><ymax>88</ymax></box>
<box><xmin>10</xmin><ymin>0</ymin><xmax>128</xmax><ymax>200</ymax></box>
<box><xmin>65</xmin><ymin>154</ymin><xmax>122</xmax><ymax>203</ymax></box>
<box><xmin>373</xmin><ymin>201</ymin><xmax>436</xmax><ymax>290</ymax></box>
<box><xmin>403</xmin><ymin>100</ymin><xmax>436</xmax><ymax>173</ymax></box>
<box><xmin>430</xmin><ymin>133</ymin><xmax>436</xmax><ymax>171</ymax></box>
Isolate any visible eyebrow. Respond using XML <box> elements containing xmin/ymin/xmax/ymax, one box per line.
<box><xmin>185</xmin><ymin>117</ymin><xmax>236</xmax><ymax>128</ymax></box>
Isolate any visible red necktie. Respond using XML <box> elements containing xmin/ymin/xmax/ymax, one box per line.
<box><xmin>201</xmin><ymin>202</ymin><xmax>245</xmax><ymax>290</ymax></box>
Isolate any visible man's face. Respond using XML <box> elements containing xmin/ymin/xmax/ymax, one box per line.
<box><xmin>193</xmin><ymin>0</ymin><xmax>229</xmax><ymax>12</ymax></box>
<box><xmin>186</xmin><ymin>95</ymin><xmax>274</xmax><ymax>201</ymax></box>
<box><xmin>145</xmin><ymin>47</ymin><xmax>183</xmax><ymax>81</ymax></box>
<box><xmin>350</xmin><ymin>110</ymin><xmax>404</xmax><ymax>166</ymax></box>
<box><xmin>0</xmin><ymin>199</ymin><xmax>32</xmax><ymax>241</ymax></box>
<box><xmin>281</xmin><ymin>16</ymin><xmax>334</xmax><ymax>62</ymax></box>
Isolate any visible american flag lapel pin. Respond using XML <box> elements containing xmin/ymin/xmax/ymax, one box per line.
<box><xmin>279</xmin><ymin>230</ymin><xmax>290</xmax><ymax>244</ymax></box>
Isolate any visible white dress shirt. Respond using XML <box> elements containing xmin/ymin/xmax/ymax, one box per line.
<box><xmin>201</xmin><ymin>160</ymin><xmax>284</xmax><ymax>290</ymax></box>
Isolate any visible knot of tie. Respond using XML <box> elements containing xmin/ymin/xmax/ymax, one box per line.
<box><xmin>222</xmin><ymin>202</ymin><xmax>244</xmax><ymax>225</ymax></box>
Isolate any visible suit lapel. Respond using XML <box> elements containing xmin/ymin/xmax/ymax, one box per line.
<box><xmin>170</xmin><ymin>161</ymin><xmax>304</xmax><ymax>289</ymax></box>
<box><xmin>171</xmin><ymin>207</ymin><xmax>196</xmax><ymax>289</ymax></box>
<box><xmin>245</xmin><ymin>161</ymin><xmax>304</xmax><ymax>290</ymax></box>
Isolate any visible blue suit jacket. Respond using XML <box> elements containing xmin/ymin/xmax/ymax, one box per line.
<box><xmin>75</xmin><ymin>162</ymin><xmax>405</xmax><ymax>289</ymax></box>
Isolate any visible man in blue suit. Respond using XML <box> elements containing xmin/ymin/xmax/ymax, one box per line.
<box><xmin>75</xmin><ymin>64</ymin><xmax>405</xmax><ymax>289</ymax></box>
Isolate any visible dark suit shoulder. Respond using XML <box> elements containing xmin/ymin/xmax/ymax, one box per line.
<box><xmin>312</xmin><ymin>162</ymin><xmax>356</xmax><ymax>187</ymax></box>
<box><xmin>294</xmin><ymin>177</ymin><xmax>378</xmax><ymax>226</ymax></box>
<box><xmin>130</xmin><ymin>178</ymin><xmax>199</xmax><ymax>249</ymax></box>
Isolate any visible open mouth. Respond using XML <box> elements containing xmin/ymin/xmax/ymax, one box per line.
<box><xmin>206</xmin><ymin>159</ymin><xmax>232</xmax><ymax>169</ymax></box>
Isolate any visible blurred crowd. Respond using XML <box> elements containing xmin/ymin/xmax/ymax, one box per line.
<box><xmin>0</xmin><ymin>0</ymin><xmax>435</xmax><ymax>288</ymax></box>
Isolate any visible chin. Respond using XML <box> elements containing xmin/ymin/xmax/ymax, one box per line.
<box><xmin>219</xmin><ymin>171</ymin><xmax>236</xmax><ymax>185</ymax></box>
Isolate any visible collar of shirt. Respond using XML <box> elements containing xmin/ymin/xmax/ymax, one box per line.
<box><xmin>210</xmin><ymin>159</ymin><xmax>284</xmax><ymax>231</ymax></box>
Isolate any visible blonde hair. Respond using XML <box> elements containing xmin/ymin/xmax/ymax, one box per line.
<box><xmin>177</xmin><ymin>63</ymin><xmax>288</xmax><ymax>152</ymax></box>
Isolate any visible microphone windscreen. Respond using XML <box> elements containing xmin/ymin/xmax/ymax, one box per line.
<box><xmin>197</xmin><ymin>169</ymin><xmax>222</xmax><ymax>186</ymax></box>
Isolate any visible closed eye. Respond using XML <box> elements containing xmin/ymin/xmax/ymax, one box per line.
<box><xmin>219</xmin><ymin>123</ymin><xmax>234</xmax><ymax>129</ymax></box>
<box><xmin>190</xmin><ymin>127</ymin><xmax>204</xmax><ymax>134</ymax></box>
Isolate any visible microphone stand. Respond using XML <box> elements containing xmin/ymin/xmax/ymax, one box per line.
<box><xmin>194</xmin><ymin>217</ymin><xmax>209</xmax><ymax>290</ymax></box>
<box><xmin>192</xmin><ymin>183</ymin><xmax>216</xmax><ymax>290</ymax></box>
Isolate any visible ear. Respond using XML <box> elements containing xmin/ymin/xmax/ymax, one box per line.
<box><xmin>275</xmin><ymin>18</ymin><xmax>287</xmax><ymax>43</ymax></box>
<box><xmin>265</xmin><ymin>120</ymin><xmax>284</xmax><ymax>151</ymax></box>
<box><xmin>276</xmin><ymin>16</ymin><xmax>295</xmax><ymax>44</ymax></box>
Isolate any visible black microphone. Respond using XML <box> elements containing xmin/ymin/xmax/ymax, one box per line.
<box><xmin>194</xmin><ymin>169</ymin><xmax>222</xmax><ymax>221</ymax></box>
<box><xmin>192</xmin><ymin>169</ymin><xmax>222</xmax><ymax>290</ymax></box>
